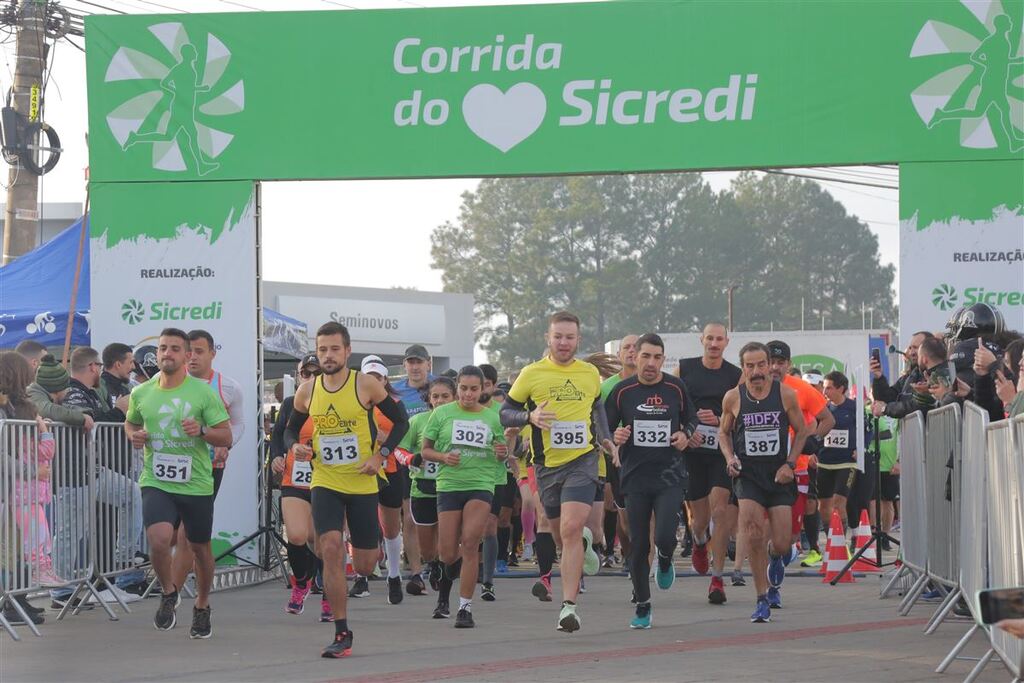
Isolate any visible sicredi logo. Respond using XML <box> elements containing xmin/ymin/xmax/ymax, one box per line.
<box><xmin>931</xmin><ymin>283</ymin><xmax>958</xmax><ymax>311</ymax></box>
<box><xmin>931</xmin><ymin>284</ymin><xmax>1024</xmax><ymax>310</ymax></box>
<box><xmin>103</xmin><ymin>22</ymin><xmax>245</xmax><ymax>175</ymax></box>
<box><xmin>910</xmin><ymin>11</ymin><xmax>1024</xmax><ymax>152</ymax></box>
<box><xmin>122</xmin><ymin>299</ymin><xmax>224</xmax><ymax>325</ymax></box>
<box><xmin>392</xmin><ymin>34</ymin><xmax>759</xmax><ymax>153</ymax></box>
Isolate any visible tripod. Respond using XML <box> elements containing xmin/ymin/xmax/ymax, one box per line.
<box><xmin>830</xmin><ymin>416</ymin><xmax>900</xmax><ymax>585</ymax></box>
<box><xmin>214</xmin><ymin>441</ymin><xmax>288</xmax><ymax>582</ymax></box>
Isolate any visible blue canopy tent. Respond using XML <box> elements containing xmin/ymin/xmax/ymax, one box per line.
<box><xmin>0</xmin><ymin>217</ymin><xmax>90</xmax><ymax>349</ymax></box>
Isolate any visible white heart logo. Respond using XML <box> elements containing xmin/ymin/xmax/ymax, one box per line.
<box><xmin>462</xmin><ymin>83</ymin><xmax>546</xmax><ymax>153</ymax></box>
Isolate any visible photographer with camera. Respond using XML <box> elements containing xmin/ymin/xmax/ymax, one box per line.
<box><xmin>870</xmin><ymin>332</ymin><xmax>933</xmax><ymax>405</ymax></box>
<box><xmin>871</xmin><ymin>337</ymin><xmax>959</xmax><ymax>420</ymax></box>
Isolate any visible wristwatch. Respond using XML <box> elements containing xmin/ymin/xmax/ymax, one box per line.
<box><xmin>784</xmin><ymin>461</ymin><xmax>796</xmax><ymax>470</ymax></box>
<box><xmin>199</xmin><ymin>425</ymin><xmax>207</xmax><ymax>437</ymax></box>
<box><xmin>379</xmin><ymin>446</ymin><xmax>392</xmax><ymax>459</ymax></box>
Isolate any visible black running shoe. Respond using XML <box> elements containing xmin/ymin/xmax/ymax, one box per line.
<box><xmin>348</xmin><ymin>576</ymin><xmax>369</xmax><ymax>599</ymax></box>
<box><xmin>407</xmin><ymin>574</ymin><xmax>426</xmax><ymax>596</ymax></box>
<box><xmin>433</xmin><ymin>600</ymin><xmax>450</xmax><ymax>619</ymax></box>
<box><xmin>481</xmin><ymin>583</ymin><xmax>496</xmax><ymax>601</ymax></box>
<box><xmin>387</xmin><ymin>576</ymin><xmax>404</xmax><ymax>605</ymax></box>
<box><xmin>454</xmin><ymin>607</ymin><xmax>475</xmax><ymax>628</ymax></box>
<box><xmin>154</xmin><ymin>590</ymin><xmax>180</xmax><ymax>630</ymax></box>
<box><xmin>322</xmin><ymin>630</ymin><xmax>353</xmax><ymax>658</ymax></box>
<box><xmin>189</xmin><ymin>605</ymin><xmax>212</xmax><ymax>639</ymax></box>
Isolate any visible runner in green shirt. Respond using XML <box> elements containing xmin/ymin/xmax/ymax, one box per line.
<box><xmin>400</xmin><ymin>376</ymin><xmax>455</xmax><ymax>594</ymax></box>
<box><xmin>124</xmin><ymin>328</ymin><xmax>231</xmax><ymax>639</ymax></box>
<box><xmin>422</xmin><ymin>366</ymin><xmax>509</xmax><ymax>628</ymax></box>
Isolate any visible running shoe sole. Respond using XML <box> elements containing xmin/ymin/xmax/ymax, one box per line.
<box><xmin>708</xmin><ymin>588</ymin><xmax>726</xmax><ymax>605</ymax></box>
<box><xmin>582</xmin><ymin>528</ymin><xmax>600</xmax><ymax>576</ymax></box>
<box><xmin>531</xmin><ymin>581</ymin><xmax>552</xmax><ymax>602</ymax></box>
<box><xmin>321</xmin><ymin>646</ymin><xmax>352</xmax><ymax>658</ymax></box>
<box><xmin>557</xmin><ymin>611</ymin><xmax>581</xmax><ymax>633</ymax></box>
<box><xmin>189</xmin><ymin>627</ymin><xmax>213</xmax><ymax>639</ymax></box>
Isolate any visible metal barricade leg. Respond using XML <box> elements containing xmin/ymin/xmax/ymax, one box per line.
<box><xmin>937</xmin><ymin>624</ymin><xmax>982</xmax><ymax>673</ymax></box>
<box><xmin>962</xmin><ymin>648</ymin><xmax>996</xmax><ymax>683</ymax></box>
<box><xmin>899</xmin><ymin>572</ymin><xmax>929</xmax><ymax>615</ymax></box>
<box><xmin>0</xmin><ymin>605</ymin><xmax>19</xmax><ymax>641</ymax></box>
<box><xmin>880</xmin><ymin>563</ymin><xmax>910</xmax><ymax>599</ymax></box>
<box><xmin>0</xmin><ymin>592</ymin><xmax>41</xmax><ymax>638</ymax></box>
<box><xmin>924</xmin><ymin>586</ymin><xmax>962</xmax><ymax>634</ymax></box>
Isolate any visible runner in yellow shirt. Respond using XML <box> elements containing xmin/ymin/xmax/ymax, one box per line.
<box><xmin>501</xmin><ymin>311</ymin><xmax>615</xmax><ymax>633</ymax></box>
<box><xmin>284</xmin><ymin>322</ymin><xmax>409</xmax><ymax>659</ymax></box>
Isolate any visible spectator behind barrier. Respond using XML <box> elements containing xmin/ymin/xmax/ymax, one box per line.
<box><xmin>870</xmin><ymin>331</ymin><xmax>933</xmax><ymax>406</ymax></box>
<box><xmin>26</xmin><ymin>354</ymin><xmax>91</xmax><ymax>430</ymax></box>
<box><xmin>873</xmin><ymin>336</ymin><xmax>949</xmax><ymax>419</ymax></box>
<box><xmin>972</xmin><ymin>336</ymin><xmax>1024</xmax><ymax>420</ymax></box>
<box><xmin>0</xmin><ymin>351</ymin><xmax>60</xmax><ymax>624</ymax></box>
<box><xmin>50</xmin><ymin>348</ymin><xmax>145</xmax><ymax>591</ymax></box>
<box><xmin>100</xmin><ymin>343</ymin><xmax>137</xmax><ymax>412</ymax></box>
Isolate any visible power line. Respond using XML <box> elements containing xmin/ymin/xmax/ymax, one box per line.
<box><xmin>766</xmin><ymin>169</ymin><xmax>898</xmax><ymax>191</ymax></box>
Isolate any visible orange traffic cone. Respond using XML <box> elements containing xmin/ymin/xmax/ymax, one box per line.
<box><xmin>823</xmin><ymin>510</ymin><xmax>855</xmax><ymax>583</ymax></box>
<box><xmin>819</xmin><ymin>509</ymin><xmax>838</xmax><ymax>575</ymax></box>
<box><xmin>850</xmin><ymin>510</ymin><xmax>880</xmax><ymax>572</ymax></box>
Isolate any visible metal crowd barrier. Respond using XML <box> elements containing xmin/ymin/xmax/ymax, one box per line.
<box><xmin>897</xmin><ymin>411</ymin><xmax>929</xmax><ymax>615</ymax></box>
<box><xmin>937</xmin><ymin>402</ymin><xmax>993</xmax><ymax>677</ymax></box>
<box><xmin>3</xmin><ymin>418</ymin><xmax>279</xmax><ymax>641</ymax></box>
<box><xmin>923</xmin><ymin>404</ymin><xmax>964</xmax><ymax>634</ymax></box>
<box><xmin>986</xmin><ymin>417</ymin><xmax>1023</xmax><ymax>681</ymax></box>
<box><xmin>894</xmin><ymin>404</ymin><xmax>1024</xmax><ymax>683</ymax></box>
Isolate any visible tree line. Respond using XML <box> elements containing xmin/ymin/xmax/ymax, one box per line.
<box><xmin>430</xmin><ymin>171</ymin><xmax>897</xmax><ymax>370</ymax></box>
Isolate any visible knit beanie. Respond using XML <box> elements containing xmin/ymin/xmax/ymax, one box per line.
<box><xmin>35</xmin><ymin>354</ymin><xmax>70</xmax><ymax>394</ymax></box>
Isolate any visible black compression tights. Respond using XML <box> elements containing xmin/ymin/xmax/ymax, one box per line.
<box><xmin>627</xmin><ymin>486</ymin><xmax>684</xmax><ymax>604</ymax></box>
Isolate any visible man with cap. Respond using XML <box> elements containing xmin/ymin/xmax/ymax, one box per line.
<box><xmin>26</xmin><ymin>354</ymin><xmax>92</xmax><ymax>429</ymax></box>
<box><xmin>766</xmin><ymin>341</ymin><xmax>834</xmax><ymax>584</ymax></box>
<box><xmin>393</xmin><ymin>344</ymin><xmax>434</xmax><ymax>417</ymax></box>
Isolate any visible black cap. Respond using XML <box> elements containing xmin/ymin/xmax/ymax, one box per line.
<box><xmin>767</xmin><ymin>340</ymin><xmax>791</xmax><ymax>360</ymax></box>
<box><xmin>404</xmin><ymin>344</ymin><xmax>430</xmax><ymax>361</ymax></box>
<box><xmin>495</xmin><ymin>381</ymin><xmax>512</xmax><ymax>394</ymax></box>
<box><xmin>300</xmin><ymin>353</ymin><xmax>320</xmax><ymax>369</ymax></box>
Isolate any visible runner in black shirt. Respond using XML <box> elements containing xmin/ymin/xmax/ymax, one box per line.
<box><xmin>606</xmin><ymin>333</ymin><xmax>697</xmax><ymax>630</ymax></box>
<box><xmin>678</xmin><ymin>322</ymin><xmax>742</xmax><ymax>604</ymax></box>
<box><xmin>720</xmin><ymin>342</ymin><xmax>811</xmax><ymax>624</ymax></box>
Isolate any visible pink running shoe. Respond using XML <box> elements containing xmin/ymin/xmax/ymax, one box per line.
<box><xmin>285</xmin><ymin>578</ymin><xmax>310</xmax><ymax>615</ymax></box>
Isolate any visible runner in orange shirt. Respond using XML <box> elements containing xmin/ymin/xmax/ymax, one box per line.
<box><xmin>766</xmin><ymin>341</ymin><xmax>835</xmax><ymax>577</ymax></box>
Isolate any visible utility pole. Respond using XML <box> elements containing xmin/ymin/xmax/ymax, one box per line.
<box><xmin>0</xmin><ymin>0</ymin><xmax>76</xmax><ymax>265</ymax></box>
<box><xmin>2</xmin><ymin>0</ymin><xmax>47</xmax><ymax>264</ymax></box>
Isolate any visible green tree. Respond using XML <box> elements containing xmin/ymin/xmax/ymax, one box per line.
<box><xmin>728</xmin><ymin>172</ymin><xmax>896</xmax><ymax>330</ymax></box>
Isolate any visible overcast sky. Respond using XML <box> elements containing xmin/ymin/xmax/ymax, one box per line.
<box><xmin>7</xmin><ymin>0</ymin><xmax>899</xmax><ymax>303</ymax></box>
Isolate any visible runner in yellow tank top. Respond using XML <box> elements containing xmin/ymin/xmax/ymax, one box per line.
<box><xmin>284</xmin><ymin>322</ymin><xmax>409</xmax><ymax>660</ymax></box>
<box><xmin>501</xmin><ymin>311</ymin><xmax>616</xmax><ymax>635</ymax></box>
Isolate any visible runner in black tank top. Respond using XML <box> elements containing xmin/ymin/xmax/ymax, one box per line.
<box><xmin>720</xmin><ymin>342</ymin><xmax>812</xmax><ymax>624</ymax></box>
<box><xmin>677</xmin><ymin>322</ymin><xmax>742</xmax><ymax>603</ymax></box>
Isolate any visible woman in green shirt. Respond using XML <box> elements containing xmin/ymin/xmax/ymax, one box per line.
<box><xmin>400</xmin><ymin>376</ymin><xmax>455</xmax><ymax>595</ymax></box>
<box><xmin>423</xmin><ymin>366</ymin><xmax>509</xmax><ymax>628</ymax></box>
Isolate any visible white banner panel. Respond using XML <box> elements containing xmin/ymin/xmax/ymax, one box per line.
<box><xmin>90</xmin><ymin>181</ymin><xmax>260</xmax><ymax>564</ymax></box>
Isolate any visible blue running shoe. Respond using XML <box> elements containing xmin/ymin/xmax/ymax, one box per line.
<box><xmin>921</xmin><ymin>588</ymin><xmax>943</xmax><ymax>602</ymax></box>
<box><xmin>767</xmin><ymin>554</ymin><xmax>786</xmax><ymax>588</ymax></box>
<box><xmin>767</xmin><ymin>586</ymin><xmax>782</xmax><ymax>609</ymax></box>
<box><xmin>655</xmin><ymin>557</ymin><xmax>675</xmax><ymax>591</ymax></box>
<box><xmin>630</xmin><ymin>602</ymin><xmax>652</xmax><ymax>629</ymax></box>
<box><xmin>496</xmin><ymin>560</ymin><xmax>509</xmax><ymax>575</ymax></box>
<box><xmin>751</xmin><ymin>597</ymin><xmax>771</xmax><ymax>623</ymax></box>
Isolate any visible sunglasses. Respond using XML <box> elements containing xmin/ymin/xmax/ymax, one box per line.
<box><xmin>299</xmin><ymin>368</ymin><xmax>321</xmax><ymax>379</ymax></box>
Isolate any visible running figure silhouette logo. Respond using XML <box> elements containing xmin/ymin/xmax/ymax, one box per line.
<box><xmin>104</xmin><ymin>22</ymin><xmax>244</xmax><ymax>175</ymax></box>
<box><xmin>910</xmin><ymin>3</ymin><xmax>1024</xmax><ymax>152</ymax></box>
